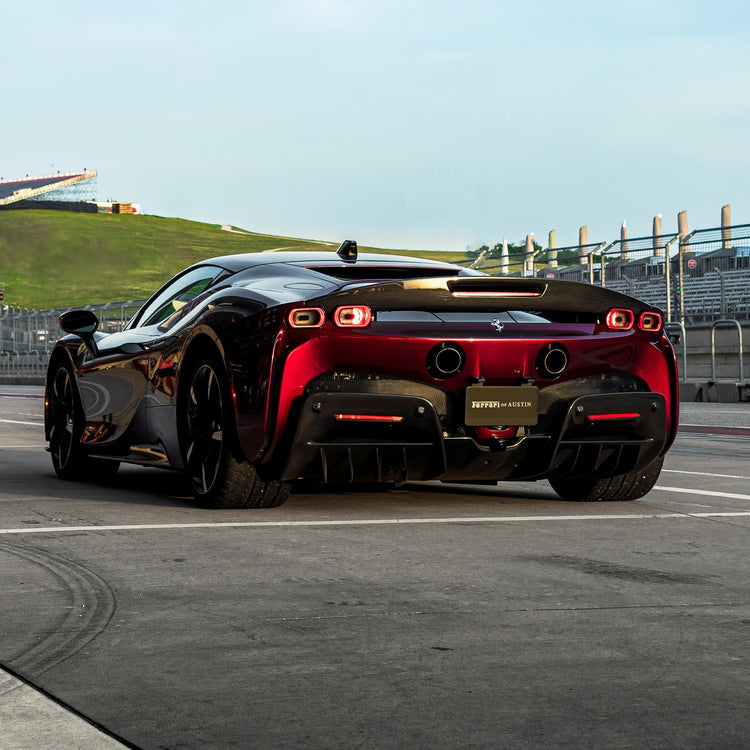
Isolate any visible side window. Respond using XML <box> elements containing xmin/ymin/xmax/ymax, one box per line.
<box><xmin>132</xmin><ymin>266</ymin><xmax>225</xmax><ymax>330</ymax></box>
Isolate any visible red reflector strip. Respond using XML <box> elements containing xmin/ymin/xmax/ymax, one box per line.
<box><xmin>587</xmin><ymin>412</ymin><xmax>640</xmax><ymax>421</ymax></box>
<box><xmin>451</xmin><ymin>290</ymin><xmax>541</xmax><ymax>298</ymax></box>
<box><xmin>334</xmin><ymin>414</ymin><xmax>404</xmax><ymax>422</ymax></box>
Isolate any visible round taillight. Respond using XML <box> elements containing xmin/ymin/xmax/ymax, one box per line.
<box><xmin>638</xmin><ymin>311</ymin><xmax>663</xmax><ymax>331</ymax></box>
<box><xmin>605</xmin><ymin>308</ymin><xmax>634</xmax><ymax>330</ymax></box>
<box><xmin>333</xmin><ymin>305</ymin><xmax>372</xmax><ymax>328</ymax></box>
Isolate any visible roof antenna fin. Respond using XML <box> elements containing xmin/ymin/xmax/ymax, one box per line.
<box><xmin>336</xmin><ymin>239</ymin><xmax>358</xmax><ymax>262</ymax></box>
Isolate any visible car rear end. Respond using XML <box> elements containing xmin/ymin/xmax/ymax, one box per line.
<box><xmin>260</xmin><ymin>275</ymin><xmax>678</xmax><ymax>489</ymax></box>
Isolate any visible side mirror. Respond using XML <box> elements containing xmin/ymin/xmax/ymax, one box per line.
<box><xmin>60</xmin><ymin>309</ymin><xmax>100</xmax><ymax>356</ymax></box>
<box><xmin>60</xmin><ymin>309</ymin><xmax>99</xmax><ymax>335</ymax></box>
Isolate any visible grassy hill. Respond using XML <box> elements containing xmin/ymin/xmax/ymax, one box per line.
<box><xmin>0</xmin><ymin>210</ymin><xmax>467</xmax><ymax>309</ymax></box>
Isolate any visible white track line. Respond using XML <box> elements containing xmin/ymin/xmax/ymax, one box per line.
<box><xmin>653</xmin><ymin>486</ymin><xmax>750</xmax><ymax>501</ymax></box>
<box><xmin>0</xmin><ymin>510</ymin><xmax>748</xmax><ymax>536</ymax></box>
<box><xmin>663</xmin><ymin>469</ymin><xmax>750</xmax><ymax>480</ymax></box>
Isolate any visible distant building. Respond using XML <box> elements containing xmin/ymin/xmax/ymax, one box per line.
<box><xmin>0</xmin><ymin>171</ymin><xmax>98</xmax><ymax>210</ymax></box>
<box><xmin>92</xmin><ymin>201</ymin><xmax>141</xmax><ymax>214</ymax></box>
<box><xmin>0</xmin><ymin>171</ymin><xmax>140</xmax><ymax>215</ymax></box>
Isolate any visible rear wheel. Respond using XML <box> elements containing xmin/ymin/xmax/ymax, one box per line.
<box><xmin>182</xmin><ymin>358</ymin><xmax>289</xmax><ymax>508</ymax></box>
<box><xmin>47</xmin><ymin>363</ymin><xmax>119</xmax><ymax>481</ymax></box>
<box><xmin>549</xmin><ymin>456</ymin><xmax>664</xmax><ymax>502</ymax></box>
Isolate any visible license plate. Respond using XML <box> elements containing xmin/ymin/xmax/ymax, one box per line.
<box><xmin>465</xmin><ymin>385</ymin><xmax>539</xmax><ymax>426</ymax></box>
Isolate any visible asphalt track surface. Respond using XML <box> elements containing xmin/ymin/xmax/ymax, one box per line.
<box><xmin>0</xmin><ymin>387</ymin><xmax>748</xmax><ymax>749</ymax></box>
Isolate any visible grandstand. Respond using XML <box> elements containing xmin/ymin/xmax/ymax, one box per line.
<box><xmin>473</xmin><ymin>223</ymin><xmax>750</xmax><ymax>325</ymax></box>
<box><xmin>0</xmin><ymin>170</ymin><xmax>98</xmax><ymax>210</ymax></box>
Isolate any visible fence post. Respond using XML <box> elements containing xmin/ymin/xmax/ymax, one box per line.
<box><xmin>664</xmin><ymin>322</ymin><xmax>687</xmax><ymax>381</ymax></box>
<box><xmin>678</xmin><ymin>230</ymin><xmax>696</xmax><ymax>327</ymax></box>
<box><xmin>663</xmin><ymin>233</ymin><xmax>682</xmax><ymax>322</ymax></box>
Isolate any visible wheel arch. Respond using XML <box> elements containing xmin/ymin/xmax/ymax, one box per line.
<box><xmin>177</xmin><ymin>330</ymin><xmax>229</xmax><ymax>407</ymax></box>
<box><xmin>175</xmin><ymin>330</ymin><xmax>242</xmax><ymax>459</ymax></box>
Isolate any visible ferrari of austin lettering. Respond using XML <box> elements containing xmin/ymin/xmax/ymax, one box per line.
<box><xmin>44</xmin><ymin>241</ymin><xmax>678</xmax><ymax>508</ymax></box>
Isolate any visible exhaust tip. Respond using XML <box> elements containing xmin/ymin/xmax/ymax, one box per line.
<box><xmin>427</xmin><ymin>342</ymin><xmax>465</xmax><ymax>379</ymax></box>
<box><xmin>536</xmin><ymin>343</ymin><xmax>569</xmax><ymax>379</ymax></box>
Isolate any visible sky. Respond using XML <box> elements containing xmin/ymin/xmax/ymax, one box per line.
<box><xmin>2</xmin><ymin>0</ymin><xmax>749</xmax><ymax>250</ymax></box>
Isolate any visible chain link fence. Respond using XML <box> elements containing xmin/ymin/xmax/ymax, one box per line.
<box><xmin>0</xmin><ymin>299</ymin><xmax>145</xmax><ymax>381</ymax></box>
<box><xmin>5</xmin><ymin>225</ymin><xmax>750</xmax><ymax>382</ymax></box>
<box><xmin>470</xmin><ymin>223</ymin><xmax>750</xmax><ymax>325</ymax></box>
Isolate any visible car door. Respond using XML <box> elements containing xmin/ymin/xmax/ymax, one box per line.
<box><xmin>76</xmin><ymin>265</ymin><xmax>228</xmax><ymax>450</ymax></box>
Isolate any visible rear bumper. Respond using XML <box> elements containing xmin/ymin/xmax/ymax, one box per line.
<box><xmin>280</xmin><ymin>391</ymin><xmax>668</xmax><ymax>483</ymax></box>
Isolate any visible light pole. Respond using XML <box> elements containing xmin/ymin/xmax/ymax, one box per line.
<box><xmin>713</xmin><ymin>266</ymin><xmax>726</xmax><ymax>318</ymax></box>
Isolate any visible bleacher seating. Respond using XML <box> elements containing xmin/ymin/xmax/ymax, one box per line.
<box><xmin>0</xmin><ymin>171</ymin><xmax>97</xmax><ymax>206</ymax></box>
<box><xmin>480</xmin><ymin>258</ymin><xmax>750</xmax><ymax>322</ymax></box>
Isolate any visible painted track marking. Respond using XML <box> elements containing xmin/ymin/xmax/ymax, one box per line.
<box><xmin>0</xmin><ymin>509</ymin><xmax>748</xmax><ymax>536</ymax></box>
<box><xmin>652</xmin><ymin>486</ymin><xmax>750</xmax><ymax>501</ymax></box>
<box><xmin>664</xmin><ymin>468</ymin><xmax>750</xmax><ymax>480</ymax></box>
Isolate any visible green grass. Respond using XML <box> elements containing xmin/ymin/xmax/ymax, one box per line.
<box><xmin>0</xmin><ymin>210</ymin><xmax>468</xmax><ymax>309</ymax></box>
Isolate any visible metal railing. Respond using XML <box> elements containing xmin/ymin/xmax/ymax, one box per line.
<box><xmin>5</xmin><ymin>222</ymin><xmax>750</xmax><ymax>382</ymax></box>
<box><xmin>710</xmin><ymin>319</ymin><xmax>745</xmax><ymax>384</ymax></box>
<box><xmin>471</xmin><ymin>223</ymin><xmax>750</xmax><ymax>325</ymax></box>
<box><xmin>0</xmin><ymin>299</ymin><xmax>145</xmax><ymax>380</ymax></box>
<box><xmin>664</xmin><ymin>322</ymin><xmax>688</xmax><ymax>383</ymax></box>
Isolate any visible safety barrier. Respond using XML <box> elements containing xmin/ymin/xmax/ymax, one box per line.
<box><xmin>471</xmin><ymin>223</ymin><xmax>750</xmax><ymax>325</ymax></box>
<box><xmin>710</xmin><ymin>319</ymin><xmax>745</xmax><ymax>384</ymax></box>
<box><xmin>0</xmin><ymin>299</ymin><xmax>145</xmax><ymax>380</ymax></box>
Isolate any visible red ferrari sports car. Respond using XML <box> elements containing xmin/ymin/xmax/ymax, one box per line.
<box><xmin>45</xmin><ymin>241</ymin><xmax>678</xmax><ymax>508</ymax></box>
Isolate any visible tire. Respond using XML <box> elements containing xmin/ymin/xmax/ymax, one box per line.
<box><xmin>254</xmin><ymin>480</ymin><xmax>291</xmax><ymax>508</ymax></box>
<box><xmin>549</xmin><ymin>456</ymin><xmax>664</xmax><ymax>502</ymax></box>
<box><xmin>47</xmin><ymin>363</ymin><xmax>120</xmax><ymax>482</ymax></box>
<box><xmin>181</xmin><ymin>357</ymin><xmax>289</xmax><ymax>509</ymax></box>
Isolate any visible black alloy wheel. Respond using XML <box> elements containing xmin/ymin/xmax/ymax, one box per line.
<box><xmin>184</xmin><ymin>361</ymin><xmax>226</xmax><ymax>499</ymax></box>
<box><xmin>48</xmin><ymin>364</ymin><xmax>79</xmax><ymax>478</ymax></box>
<box><xmin>47</xmin><ymin>363</ymin><xmax>119</xmax><ymax>481</ymax></box>
<box><xmin>182</xmin><ymin>357</ymin><xmax>290</xmax><ymax>509</ymax></box>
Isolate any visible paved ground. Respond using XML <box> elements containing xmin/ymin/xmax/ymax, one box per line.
<box><xmin>0</xmin><ymin>388</ymin><xmax>748</xmax><ymax>749</ymax></box>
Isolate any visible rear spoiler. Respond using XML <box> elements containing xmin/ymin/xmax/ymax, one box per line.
<box><xmin>313</xmin><ymin>276</ymin><xmax>659</xmax><ymax>317</ymax></box>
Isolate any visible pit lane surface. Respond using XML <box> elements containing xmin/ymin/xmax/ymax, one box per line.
<box><xmin>0</xmin><ymin>387</ymin><xmax>748</xmax><ymax>749</ymax></box>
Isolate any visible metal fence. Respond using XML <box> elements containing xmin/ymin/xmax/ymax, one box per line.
<box><xmin>472</xmin><ymin>223</ymin><xmax>750</xmax><ymax>325</ymax></box>
<box><xmin>0</xmin><ymin>299</ymin><xmax>145</xmax><ymax>380</ymax></box>
<box><xmin>5</xmin><ymin>224</ymin><xmax>750</xmax><ymax>381</ymax></box>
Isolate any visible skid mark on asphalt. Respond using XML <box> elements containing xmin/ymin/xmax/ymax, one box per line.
<box><xmin>0</xmin><ymin>541</ymin><xmax>116</xmax><ymax>691</ymax></box>
<box><xmin>520</xmin><ymin>554</ymin><xmax>713</xmax><ymax>585</ymax></box>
